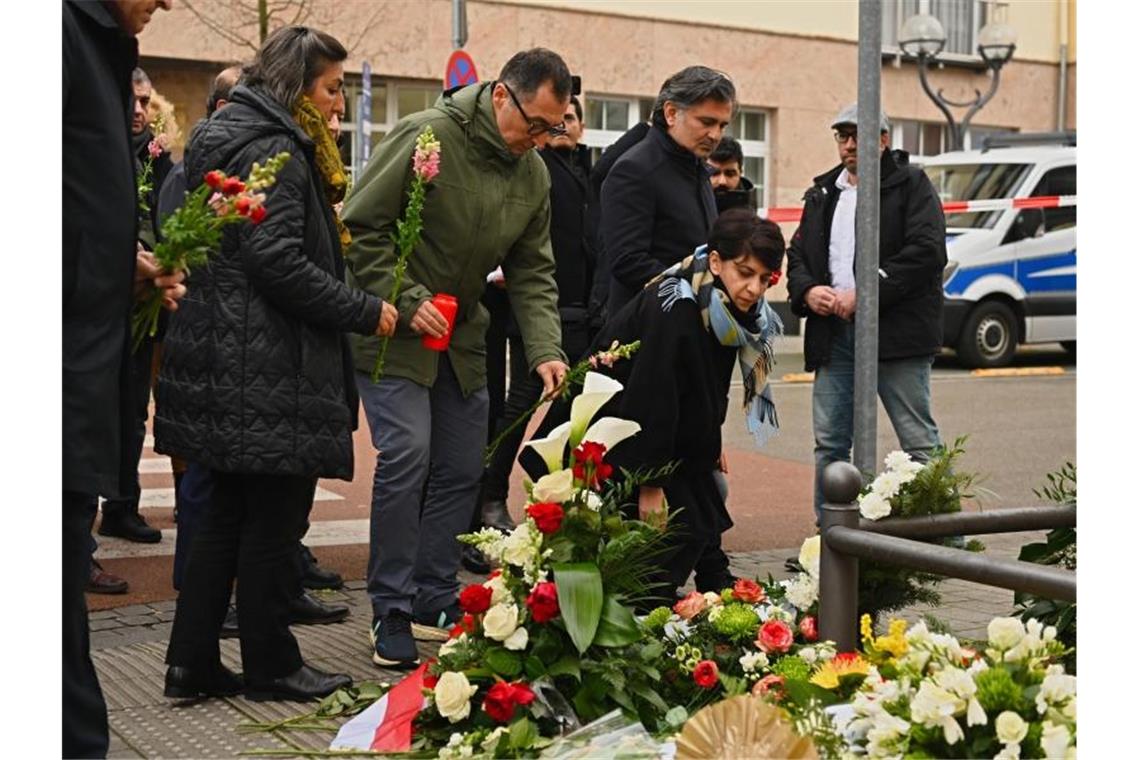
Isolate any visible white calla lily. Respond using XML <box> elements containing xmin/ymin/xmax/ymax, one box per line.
<box><xmin>569</xmin><ymin>373</ymin><xmax>624</xmax><ymax>448</ymax></box>
<box><xmin>581</xmin><ymin>417</ymin><xmax>640</xmax><ymax>454</ymax></box>
<box><xmin>532</xmin><ymin>468</ymin><xmax>575</xmax><ymax>503</ymax></box>
<box><xmin>522</xmin><ymin>421</ymin><xmax>572</xmax><ymax>474</ymax></box>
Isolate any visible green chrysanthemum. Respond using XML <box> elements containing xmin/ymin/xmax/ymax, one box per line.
<box><xmin>771</xmin><ymin>655</ymin><xmax>811</xmax><ymax>681</ymax></box>
<box><xmin>643</xmin><ymin>606</ymin><xmax>673</xmax><ymax>633</ymax></box>
<box><xmin>710</xmin><ymin>603</ymin><xmax>761</xmax><ymax>642</ymax></box>
<box><xmin>975</xmin><ymin>666</ymin><xmax>1024</xmax><ymax>713</ymax></box>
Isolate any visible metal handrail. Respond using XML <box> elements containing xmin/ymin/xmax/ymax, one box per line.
<box><xmin>816</xmin><ymin>462</ymin><xmax>1076</xmax><ymax>649</ymax></box>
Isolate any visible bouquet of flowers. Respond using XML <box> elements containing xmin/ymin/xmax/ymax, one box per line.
<box><xmin>838</xmin><ymin>615</ymin><xmax>1076</xmax><ymax>759</ymax></box>
<box><xmin>130</xmin><ymin>152</ymin><xmax>290</xmax><ymax>350</ymax></box>
<box><xmin>412</xmin><ymin>358</ymin><xmax>677</xmax><ymax>756</ymax></box>
<box><xmin>372</xmin><ymin>126</ymin><xmax>441</xmax><ymax>381</ymax></box>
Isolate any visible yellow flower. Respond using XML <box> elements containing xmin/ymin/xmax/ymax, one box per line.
<box><xmin>861</xmin><ymin>615</ymin><xmax>910</xmax><ymax>660</ymax></box>
<box><xmin>809</xmin><ymin>652</ymin><xmax>870</xmax><ymax>689</ymax></box>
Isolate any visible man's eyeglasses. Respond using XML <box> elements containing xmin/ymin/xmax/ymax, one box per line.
<box><xmin>501</xmin><ymin>80</ymin><xmax>567</xmax><ymax>137</ymax></box>
<box><xmin>833</xmin><ymin>129</ymin><xmax>858</xmax><ymax>144</ymax></box>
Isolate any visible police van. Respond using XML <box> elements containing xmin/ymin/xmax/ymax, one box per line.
<box><xmin>916</xmin><ymin>133</ymin><xmax>1076</xmax><ymax>368</ymax></box>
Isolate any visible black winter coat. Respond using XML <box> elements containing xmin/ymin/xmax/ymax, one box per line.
<box><xmin>600</xmin><ymin>124</ymin><xmax>717</xmax><ymax>315</ymax></box>
<box><xmin>786</xmin><ymin>149</ymin><xmax>947</xmax><ymax>371</ymax></box>
<box><xmin>154</xmin><ymin>85</ymin><xmax>383</xmax><ymax>480</ymax></box>
<box><xmin>538</xmin><ymin>145</ymin><xmax>596</xmax><ymax>316</ymax></box>
<box><xmin>62</xmin><ymin>0</ymin><xmax>139</xmax><ymax>497</ymax></box>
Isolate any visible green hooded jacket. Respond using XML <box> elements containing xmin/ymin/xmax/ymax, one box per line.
<box><xmin>343</xmin><ymin>82</ymin><xmax>565</xmax><ymax>396</ymax></box>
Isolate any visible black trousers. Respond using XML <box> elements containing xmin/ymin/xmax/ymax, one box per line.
<box><xmin>63</xmin><ymin>491</ymin><xmax>109</xmax><ymax>758</ymax></box>
<box><xmin>100</xmin><ymin>339</ymin><xmax>154</xmax><ymax>519</ymax></box>
<box><xmin>165</xmin><ymin>471</ymin><xmax>314</xmax><ymax>682</ymax></box>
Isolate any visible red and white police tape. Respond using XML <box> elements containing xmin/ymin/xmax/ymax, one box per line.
<box><xmin>756</xmin><ymin>194</ymin><xmax>1077</xmax><ymax>224</ymax></box>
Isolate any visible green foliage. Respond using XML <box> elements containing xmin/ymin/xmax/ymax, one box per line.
<box><xmin>1015</xmin><ymin>462</ymin><xmax>1077</xmax><ymax>672</ymax></box>
<box><xmin>552</xmin><ymin>563</ymin><xmax>604</xmax><ymax>654</ymax></box>
<box><xmin>974</xmin><ymin>666</ymin><xmax>1023</xmax><ymax>713</ymax></box>
<box><xmin>642</xmin><ymin>606</ymin><xmax>672</xmax><ymax>634</ymax></box>
<box><xmin>890</xmin><ymin>436</ymin><xmax>977</xmax><ymax>517</ymax></box>
<box><xmin>771</xmin><ymin>655</ymin><xmax>811</xmax><ymax>682</ymax></box>
<box><xmin>593</xmin><ymin>594</ymin><xmax>643</xmax><ymax>647</ymax></box>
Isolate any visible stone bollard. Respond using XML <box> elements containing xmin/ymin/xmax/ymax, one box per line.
<box><xmin>818</xmin><ymin>461</ymin><xmax>863</xmax><ymax>651</ymax></box>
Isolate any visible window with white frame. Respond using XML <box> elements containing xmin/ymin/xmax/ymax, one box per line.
<box><xmin>581</xmin><ymin>95</ymin><xmax>771</xmax><ymax>207</ymax></box>
<box><xmin>892</xmin><ymin>118</ymin><xmax>1016</xmax><ymax>156</ymax></box>
<box><xmin>338</xmin><ymin>79</ymin><xmax>441</xmax><ymax>182</ymax></box>
<box><xmin>883</xmin><ymin>0</ymin><xmax>1002</xmax><ymax>60</ymax></box>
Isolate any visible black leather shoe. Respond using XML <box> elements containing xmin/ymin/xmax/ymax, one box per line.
<box><xmin>289</xmin><ymin>592</ymin><xmax>349</xmax><ymax>626</ymax></box>
<box><xmin>99</xmin><ymin>511</ymin><xmax>162</xmax><ymax>544</ymax></box>
<box><xmin>164</xmin><ymin>663</ymin><xmax>243</xmax><ymax>700</ymax></box>
<box><xmin>245</xmin><ymin>664</ymin><xmax>352</xmax><ymax>702</ymax></box>
<box><xmin>480</xmin><ymin>500</ymin><xmax>516</xmax><ymax>533</ymax></box>
<box><xmin>460</xmin><ymin>544</ymin><xmax>491</xmax><ymax>575</ymax></box>
<box><xmin>219</xmin><ymin>605</ymin><xmax>239</xmax><ymax>639</ymax></box>
<box><xmin>300</xmin><ymin>544</ymin><xmax>343</xmax><ymax>590</ymax></box>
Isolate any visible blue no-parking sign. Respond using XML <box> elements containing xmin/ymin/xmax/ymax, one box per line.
<box><xmin>444</xmin><ymin>50</ymin><xmax>478</xmax><ymax>90</ymax></box>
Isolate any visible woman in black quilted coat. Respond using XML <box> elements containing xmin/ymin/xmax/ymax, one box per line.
<box><xmin>155</xmin><ymin>27</ymin><xmax>397</xmax><ymax>702</ymax></box>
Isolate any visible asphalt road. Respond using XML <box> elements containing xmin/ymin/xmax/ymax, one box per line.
<box><xmin>89</xmin><ymin>345</ymin><xmax>1076</xmax><ymax>609</ymax></box>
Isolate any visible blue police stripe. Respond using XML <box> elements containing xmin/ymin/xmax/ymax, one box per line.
<box><xmin>945</xmin><ymin>249</ymin><xmax>1075</xmax><ymax>297</ymax></box>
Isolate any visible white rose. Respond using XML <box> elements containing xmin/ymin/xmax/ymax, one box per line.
<box><xmin>859</xmin><ymin>491</ymin><xmax>892</xmax><ymax>520</ymax></box>
<box><xmin>987</xmin><ymin>617</ymin><xmax>1026</xmax><ymax>650</ymax></box>
<box><xmin>483</xmin><ymin>602</ymin><xmax>520</xmax><ymax>641</ymax></box>
<box><xmin>1040</xmin><ymin>721</ymin><xmax>1071</xmax><ymax>759</ymax></box>
<box><xmin>995</xmin><ymin>711</ymin><xmax>1029</xmax><ymax>745</ymax></box>
<box><xmin>483</xmin><ymin>575</ymin><xmax>510</xmax><ymax>605</ymax></box>
<box><xmin>798</xmin><ymin>535</ymin><xmax>821</xmax><ymax>577</ymax></box>
<box><xmin>501</xmin><ymin>524</ymin><xmax>537</xmax><ymax>568</ymax></box>
<box><xmin>434</xmin><ymin>672</ymin><xmax>478</xmax><ymax>723</ymax></box>
<box><xmin>532</xmin><ymin>468</ymin><xmax>575</xmax><ymax>503</ymax></box>
<box><xmin>503</xmin><ymin>626</ymin><xmax>529</xmax><ymax>651</ymax></box>
<box><xmin>994</xmin><ymin>745</ymin><xmax>1021</xmax><ymax>760</ymax></box>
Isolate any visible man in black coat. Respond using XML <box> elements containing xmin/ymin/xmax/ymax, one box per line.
<box><xmin>785</xmin><ymin>103</ymin><xmax>946</xmax><ymax>521</ymax></box>
<box><xmin>63</xmin><ymin>1</ymin><xmax>174</xmax><ymax>755</ymax></box>
<box><xmin>708</xmin><ymin>136</ymin><xmax>758</xmax><ymax>214</ymax></box>
<box><xmin>600</xmin><ymin>66</ymin><xmax>734</xmax><ymax>315</ymax></box>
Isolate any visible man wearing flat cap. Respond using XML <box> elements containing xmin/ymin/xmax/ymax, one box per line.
<box><xmin>785</xmin><ymin>102</ymin><xmax>948</xmax><ymax>521</ymax></box>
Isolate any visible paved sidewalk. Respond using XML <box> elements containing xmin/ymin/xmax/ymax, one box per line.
<box><xmin>93</xmin><ymin>532</ymin><xmax>1041</xmax><ymax>758</ymax></box>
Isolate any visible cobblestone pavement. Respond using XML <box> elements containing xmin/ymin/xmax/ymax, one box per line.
<box><xmin>92</xmin><ymin>531</ymin><xmax>1043</xmax><ymax>758</ymax></box>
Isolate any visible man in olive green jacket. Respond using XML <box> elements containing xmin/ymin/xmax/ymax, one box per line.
<box><xmin>343</xmin><ymin>49</ymin><xmax>572</xmax><ymax>669</ymax></box>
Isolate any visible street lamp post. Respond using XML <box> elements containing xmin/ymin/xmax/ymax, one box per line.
<box><xmin>899</xmin><ymin>13</ymin><xmax>1017</xmax><ymax>151</ymax></box>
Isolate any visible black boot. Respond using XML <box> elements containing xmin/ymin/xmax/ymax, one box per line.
<box><xmin>98</xmin><ymin>508</ymin><xmax>161</xmax><ymax>544</ymax></box>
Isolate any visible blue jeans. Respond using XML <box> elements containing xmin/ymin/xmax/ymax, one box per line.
<box><xmin>356</xmin><ymin>354</ymin><xmax>489</xmax><ymax>618</ymax></box>
<box><xmin>812</xmin><ymin>322</ymin><xmax>941</xmax><ymax>520</ymax></box>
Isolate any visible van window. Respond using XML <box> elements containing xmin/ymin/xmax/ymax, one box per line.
<box><xmin>1030</xmin><ymin>165</ymin><xmax>1076</xmax><ymax>233</ymax></box>
<box><xmin>923</xmin><ymin>163</ymin><xmax>1031</xmax><ymax>228</ymax></box>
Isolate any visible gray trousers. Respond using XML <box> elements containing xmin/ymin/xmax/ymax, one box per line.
<box><xmin>356</xmin><ymin>355</ymin><xmax>489</xmax><ymax>618</ymax></box>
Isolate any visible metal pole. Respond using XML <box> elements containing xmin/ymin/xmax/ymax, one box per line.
<box><xmin>858</xmin><ymin>505</ymin><xmax>1076</xmax><ymax>540</ymax></box>
<box><xmin>452</xmin><ymin>0</ymin><xmax>468</xmax><ymax>50</ymax></box>
<box><xmin>853</xmin><ymin>0</ymin><xmax>882</xmax><ymax>478</ymax></box>
<box><xmin>818</xmin><ymin>462</ymin><xmax>864</xmax><ymax>651</ymax></box>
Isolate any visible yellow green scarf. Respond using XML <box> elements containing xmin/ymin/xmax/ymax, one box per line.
<box><xmin>293</xmin><ymin>95</ymin><xmax>351</xmax><ymax>251</ymax></box>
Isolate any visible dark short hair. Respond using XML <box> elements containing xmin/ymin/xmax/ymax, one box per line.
<box><xmin>652</xmin><ymin>66</ymin><xmax>736</xmax><ymax>128</ymax></box>
<box><xmin>498</xmin><ymin>48</ymin><xmax>572</xmax><ymax>101</ymax></box>
<box><xmin>569</xmin><ymin>95</ymin><xmax>583</xmax><ymax>122</ymax></box>
<box><xmin>242</xmin><ymin>26</ymin><xmax>347</xmax><ymax>110</ymax></box>
<box><xmin>206</xmin><ymin>66</ymin><xmax>241</xmax><ymax>115</ymax></box>
<box><xmin>708</xmin><ymin>207</ymin><xmax>785</xmax><ymax>273</ymax></box>
<box><xmin>709</xmin><ymin>136</ymin><xmax>743</xmax><ymax>167</ymax></box>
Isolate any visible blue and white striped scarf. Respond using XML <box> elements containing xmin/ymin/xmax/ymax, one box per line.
<box><xmin>652</xmin><ymin>245</ymin><xmax>782</xmax><ymax>448</ymax></box>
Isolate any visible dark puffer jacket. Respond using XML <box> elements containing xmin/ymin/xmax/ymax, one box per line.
<box><xmin>154</xmin><ymin>85</ymin><xmax>383</xmax><ymax>480</ymax></box>
<box><xmin>786</xmin><ymin>148</ymin><xmax>947</xmax><ymax>371</ymax></box>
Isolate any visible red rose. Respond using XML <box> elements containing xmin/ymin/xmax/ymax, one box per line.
<box><xmin>233</xmin><ymin>196</ymin><xmax>252</xmax><ymax>216</ymax></box>
<box><xmin>752</xmin><ymin>674</ymin><xmax>785</xmax><ymax>701</ymax></box>
<box><xmin>422</xmin><ymin>672</ymin><xmax>439</xmax><ymax>689</ymax></box>
<box><xmin>459</xmin><ymin>584</ymin><xmax>493</xmax><ymax>615</ymax></box>
<box><xmin>732</xmin><ymin>578</ymin><xmax>765</xmax><ymax>604</ymax></box>
<box><xmin>249</xmin><ymin>205</ymin><xmax>268</xmax><ymax>224</ymax></box>
<box><xmin>799</xmin><ymin>615</ymin><xmax>819</xmax><ymax>642</ymax></box>
<box><xmin>526</xmin><ymin>502</ymin><xmax>564</xmax><ymax>534</ymax></box>
<box><xmin>482</xmin><ymin>680</ymin><xmax>535</xmax><ymax>724</ymax></box>
<box><xmin>204</xmin><ymin>170</ymin><xmax>226</xmax><ymax>189</ymax></box>
<box><xmin>692</xmin><ymin>660</ymin><xmax>719</xmax><ymax>689</ymax></box>
<box><xmin>756</xmin><ymin>619</ymin><xmax>794</xmax><ymax>654</ymax></box>
<box><xmin>572</xmin><ymin>441</ymin><xmax>613</xmax><ymax>487</ymax></box>
<box><xmin>222</xmin><ymin>176</ymin><xmax>246</xmax><ymax>196</ymax></box>
<box><xmin>526</xmin><ymin>581</ymin><xmax>560</xmax><ymax>623</ymax></box>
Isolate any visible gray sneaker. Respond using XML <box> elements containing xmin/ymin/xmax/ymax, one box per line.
<box><xmin>370</xmin><ymin>611</ymin><xmax>420</xmax><ymax>669</ymax></box>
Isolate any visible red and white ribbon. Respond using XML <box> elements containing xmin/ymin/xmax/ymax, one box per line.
<box><xmin>756</xmin><ymin>195</ymin><xmax>1077</xmax><ymax>224</ymax></box>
